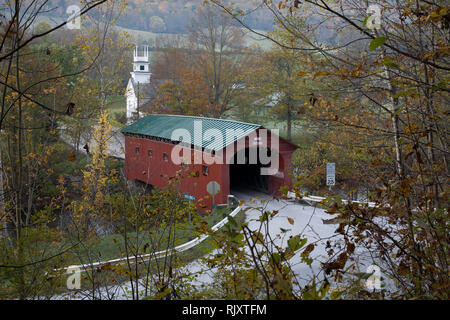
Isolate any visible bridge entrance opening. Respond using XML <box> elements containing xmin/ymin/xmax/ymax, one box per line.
<box><xmin>229</xmin><ymin>147</ymin><xmax>270</xmax><ymax>193</ymax></box>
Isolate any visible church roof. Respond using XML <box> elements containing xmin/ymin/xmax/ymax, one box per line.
<box><xmin>121</xmin><ymin>114</ymin><xmax>262</xmax><ymax>151</ymax></box>
<box><xmin>127</xmin><ymin>79</ymin><xmax>155</xmax><ymax>106</ymax></box>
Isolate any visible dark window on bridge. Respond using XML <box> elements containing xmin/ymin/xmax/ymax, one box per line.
<box><xmin>163</xmin><ymin>153</ymin><xmax>168</xmax><ymax>162</ymax></box>
<box><xmin>148</xmin><ymin>150</ymin><xmax>152</xmax><ymax>157</ymax></box>
<box><xmin>202</xmin><ymin>165</ymin><xmax>208</xmax><ymax>176</ymax></box>
<box><xmin>135</xmin><ymin>147</ymin><xmax>140</xmax><ymax>154</ymax></box>
<box><xmin>140</xmin><ymin>65</ymin><xmax>145</xmax><ymax>71</ymax></box>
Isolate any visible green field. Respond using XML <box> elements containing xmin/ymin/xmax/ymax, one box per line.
<box><xmin>1</xmin><ymin>207</ymin><xmax>246</xmax><ymax>299</ymax></box>
<box><xmin>107</xmin><ymin>96</ymin><xmax>126</xmax><ymax>114</ymax></box>
<box><xmin>105</xmin><ymin>96</ymin><xmax>126</xmax><ymax>127</ymax></box>
<box><xmin>34</xmin><ymin>14</ymin><xmax>273</xmax><ymax>50</ymax></box>
<box><xmin>65</xmin><ymin>205</ymin><xmax>234</xmax><ymax>265</ymax></box>
<box><xmin>117</xmin><ymin>25</ymin><xmax>273</xmax><ymax>50</ymax></box>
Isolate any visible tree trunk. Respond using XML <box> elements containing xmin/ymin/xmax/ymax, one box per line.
<box><xmin>286</xmin><ymin>100</ymin><xmax>292</xmax><ymax>141</ymax></box>
<box><xmin>0</xmin><ymin>145</ymin><xmax>6</xmax><ymax>239</ymax></box>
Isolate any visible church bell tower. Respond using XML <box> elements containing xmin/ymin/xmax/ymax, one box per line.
<box><xmin>131</xmin><ymin>45</ymin><xmax>151</xmax><ymax>84</ymax></box>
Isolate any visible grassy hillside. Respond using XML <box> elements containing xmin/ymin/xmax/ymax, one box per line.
<box><xmin>116</xmin><ymin>25</ymin><xmax>273</xmax><ymax>50</ymax></box>
<box><xmin>34</xmin><ymin>14</ymin><xmax>273</xmax><ymax>50</ymax></box>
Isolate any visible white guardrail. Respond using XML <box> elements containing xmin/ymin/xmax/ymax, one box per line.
<box><xmin>59</xmin><ymin>205</ymin><xmax>242</xmax><ymax>274</ymax></box>
<box><xmin>286</xmin><ymin>191</ymin><xmax>378</xmax><ymax>208</ymax></box>
<box><xmin>57</xmin><ymin>193</ymin><xmax>382</xmax><ymax>274</ymax></box>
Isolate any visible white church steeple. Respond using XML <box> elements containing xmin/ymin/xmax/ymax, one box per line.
<box><xmin>126</xmin><ymin>45</ymin><xmax>152</xmax><ymax>122</ymax></box>
<box><xmin>131</xmin><ymin>45</ymin><xmax>151</xmax><ymax>84</ymax></box>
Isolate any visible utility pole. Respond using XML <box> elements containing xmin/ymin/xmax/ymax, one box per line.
<box><xmin>137</xmin><ymin>82</ymin><xmax>140</xmax><ymax>120</ymax></box>
<box><xmin>188</xmin><ymin>199</ymin><xmax>192</xmax><ymax>240</ymax></box>
<box><xmin>0</xmin><ymin>144</ymin><xmax>6</xmax><ymax>239</ymax></box>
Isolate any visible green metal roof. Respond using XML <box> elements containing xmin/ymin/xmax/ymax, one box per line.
<box><xmin>121</xmin><ymin>114</ymin><xmax>261</xmax><ymax>151</ymax></box>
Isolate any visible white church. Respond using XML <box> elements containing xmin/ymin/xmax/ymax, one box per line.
<box><xmin>125</xmin><ymin>45</ymin><xmax>154</xmax><ymax>123</ymax></box>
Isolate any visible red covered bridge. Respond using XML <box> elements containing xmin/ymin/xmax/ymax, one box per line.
<box><xmin>121</xmin><ymin>114</ymin><xmax>298</xmax><ymax>211</ymax></box>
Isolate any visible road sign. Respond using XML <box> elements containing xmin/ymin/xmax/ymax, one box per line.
<box><xmin>184</xmin><ymin>194</ymin><xmax>194</xmax><ymax>240</ymax></box>
<box><xmin>207</xmin><ymin>181</ymin><xmax>220</xmax><ymax>213</ymax></box>
<box><xmin>206</xmin><ymin>181</ymin><xmax>220</xmax><ymax>195</ymax></box>
<box><xmin>326</xmin><ymin>162</ymin><xmax>335</xmax><ymax>186</ymax></box>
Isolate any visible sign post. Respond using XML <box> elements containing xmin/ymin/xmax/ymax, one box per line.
<box><xmin>326</xmin><ymin>162</ymin><xmax>335</xmax><ymax>190</ymax></box>
<box><xmin>184</xmin><ymin>194</ymin><xmax>195</xmax><ymax>238</ymax></box>
<box><xmin>206</xmin><ymin>181</ymin><xmax>220</xmax><ymax>214</ymax></box>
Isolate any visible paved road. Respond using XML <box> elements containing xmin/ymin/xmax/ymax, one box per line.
<box><xmin>51</xmin><ymin>189</ymin><xmax>380</xmax><ymax>300</ymax></box>
<box><xmin>180</xmin><ymin>188</ymin><xmax>347</xmax><ymax>290</ymax></box>
<box><xmin>60</xmin><ymin>126</ymin><xmax>125</xmax><ymax>159</ymax></box>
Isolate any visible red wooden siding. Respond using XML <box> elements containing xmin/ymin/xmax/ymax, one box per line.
<box><xmin>123</xmin><ymin>127</ymin><xmax>297</xmax><ymax>211</ymax></box>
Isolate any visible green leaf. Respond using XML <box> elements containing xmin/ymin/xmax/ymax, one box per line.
<box><xmin>227</xmin><ymin>215</ymin><xmax>237</xmax><ymax>227</ymax></box>
<box><xmin>393</xmin><ymin>89</ymin><xmax>418</xmax><ymax>98</ymax></box>
<box><xmin>232</xmin><ymin>233</ymin><xmax>244</xmax><ymax>243</ymax></box>
<box><xmin>362</xmin><ymin>16</ymin><xmax>369</xmax><ymax>28</ymax></box>
<box><xmin>369</xmin><ymin>37</ymin><xmax>387</xmax><ymax>51</ymax></box>
<box><xmin>381</xmin><ymin>57</ymin><xmax>398</xmax><ymax>68</ymax></box>
<box><xmin>259</xmin><ymin>211</ymin><xmax>270</xmax><ymax>222</ymax></box>
<box><xmin>287</xmin><ymin>235</ymin><xmax>307</xmax><ymax>252</ymax></box>
<box><xmin>270</xmin><ymin>252</ymin><xmax>281</xmax><ymax>265</ymax></box>
<box><xmin>393</xmin><ymin>106</ymin><xmax>405</xmax><ymax>116</ymax></box>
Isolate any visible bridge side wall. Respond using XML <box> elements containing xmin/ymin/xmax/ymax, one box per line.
<box><xmin>124</xmin><ymin>128</ymin><xmax>297</xmax><ymax>211</ymax></box>
<box><xmin>124</xmin><ymin>135</ymin><xmax>227</xmax><ymax>211</ymax></box>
